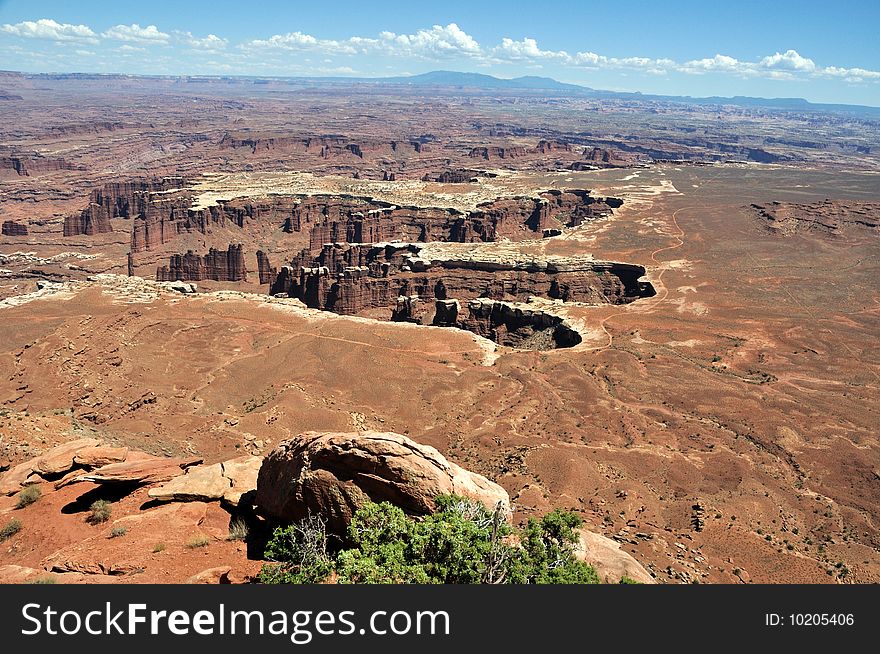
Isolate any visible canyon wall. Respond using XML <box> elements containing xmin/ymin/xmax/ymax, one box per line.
<box><xmin>0</xmin><ymin>155</ymin><xmax>76</xmax><ymax>177</ymax></box>
<box><xmin>1</xmin><ymin>220</ymin><xmax>28</xmax><ymax>236</ymax></box>
<box><xmin>271</xmin><ymin>241</ymin><xmax>653</xmax><ymax>317</ymax></box>
<box><xmin>64</xmin><ymin>178</ymin><xmax>186</xmax><ymax>238</ymax></box>
<box><xmin>256</xmin><ymin>250</ymin><xmax>276</xmax><ymax>285</ymax></box>
<box><xmin>156</xmin><ymin>244</ymin><xmax>247</xmax><ymax>282</ymax></box>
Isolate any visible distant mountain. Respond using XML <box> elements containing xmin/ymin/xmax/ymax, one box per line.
<box><xmin>376</xmin><ymin>70</ymin><xmax>587</xmax><ymax>92</ymax></box>
<box><xmin>11</xmin><ymin>69</ymin><xmax>880</xmax><ymax>115</ymax></box>
<box><xmin>365</xmin><ymin>71</ymin><xmax>879</xmax><ymax>115</ymax></box>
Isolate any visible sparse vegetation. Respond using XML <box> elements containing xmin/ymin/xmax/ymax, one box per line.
<box><xmin>109</xmin><ymin>525</ymin><xmax>128</xmax><ymax>538</ymax></box>
<box><xmin>88</xmin><ymin>499</ymin><xmax>112</xmax><ymax>524</ymax></box>
<box><xmin>227</xmin><ymin>517</ymin><xmax>249</xmax><ymax>542</ymax></box>
<box><xmin>259</xmin><ymin>496</ymin><xmax>599</xmax><ymax>585</ymax></box>
<box><xmin>186</xmin><ymin>535</ymin><xmax>211</xmax><ymax>549</ymax></box>
<box><xmin>152</xmin><ymin>543</ymin><xmax>166</xmax><ymax>553</ymax></box>
<box><xmin>619</xmin><ymin>575</ymin><xmax>642</xmax><ymax>584</ymax></box>
<box><xmin>28</xmin><ymin>576</ymin><xmax>57</xmax><ymax>584</ymax></box>
<box><xmin>1</xmin><ymin>518</ymin><xmax>22</xmax><ymax>541</ymax></box>
<box><xmin>15</xmin><ymin>485</ymin><xmax>42</xmax><ymax>509</ymax></box>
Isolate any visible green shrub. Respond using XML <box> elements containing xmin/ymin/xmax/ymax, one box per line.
<box><xmin>109</xmin><ymin>526</ymin><xmax>128</xmax><ymax>538</ymax></box>
<box><xmin>0</xmin><ymin>518</ymin><xmax>22</xmax><ymax>541</ymax></box>
<box><xmin>15</xmin><ymin>485</ymin><xmax>42</xmax><ymax>509</ymax></box>
<box><xmin>88</xmin><ymin>500</ymin><xmax>112</xmax><ymax>524</ymax></box>
<box><xmin>259</xmin><ymin>514</ymin><xmax>333</xmax><ymax>584</ymax></box>
<box><xmin>259</xmin><ymin>496</ymin><xmax>599</xmax><ymax>585</ymax></box>
<box><xmin>619</xmin><ymin>575</ymin><xmax>642</xmax><ymax>584</ymax></box>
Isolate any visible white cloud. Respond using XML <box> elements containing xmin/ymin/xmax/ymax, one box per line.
<box><xmin>1</xmin><ymin>18</ymin><xmax>97</xmax><ymax>43</ymax></box>
<box><xmin>681</xmin><ymin>54</ymin><xmax>741</xmax><ymax>72</ymax></box>
<box><xmin>245</xmin><ymin>23</ymin><xmax>480</xmax><ymax>59</ymax></box>
<box><xmin>103</xmin><ymin>24</ymin><xmax>170</xmax><ymax>43</ymax></box>
<box><xmin>759</xmin><ymin>49</ymin><xmax>816</xmax><ymax>72</ymax></box>
<box><xmin>379</xmin><ymin>23</ymin><xmax>481</xmax><ymax>58</ymax></box>
<box><xmin>495</xmin><ymin>37</ymin><xmax>569</xmax><ymax>61</ymax></box>
<box><xmin>822</xmin><ymin>65</ymin><xmax>880</xmax><ymax>80</ymax></box>
<box><xmin>184</xmin><ymin>33</ymin><xmax>228</xmax><ymax>50</ymax></box>
<box><xmin>245</xmin><ymin>30</ymin><xmax>356</xmax><ymax>54</ymax></box>
<box><xmin>2</xmin><ymin>18</ymin><xmax>878</xmax><ymax>88</ymax></box>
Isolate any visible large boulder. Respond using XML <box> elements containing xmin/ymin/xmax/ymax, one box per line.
<box><xmin>255</xmin><ymin>431</ymin><xmax>510</xmax><ymax>534</ymax></box>
<box><xmin>575</xmin><ymin>529</ymin><xmax>655</xmax><ymax>584</ymax></box>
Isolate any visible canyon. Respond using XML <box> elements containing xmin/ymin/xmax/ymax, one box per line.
<box><xmin>0</xmin><ymin>72</ymin><xmax>878</xmax><ymax>585</ymax></box>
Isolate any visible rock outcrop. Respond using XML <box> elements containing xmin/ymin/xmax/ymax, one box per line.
<box><xmin>575</xmin><ymin>529</ymin><xmax>655</xmax><ymax>584</ymax></box>
<box><xmin>0</xmin><ymin>438</ymin><xmax>100</xmax><ymax>494</ymax></box>
<box><xmin>156</xmin><ymin>244</ymin><xmax>247</xmax><ymax>282</ymax></box>
<box><xmin>218</xmin><ymin>133</ymin><xmax>430</xmax><ymax>159</ymax></box>
<box><xmin>752</xmin><ymin>200</ymin><xmax>880</xmax><ymax>237</ymax></box>
<box><xmin>273</xmin><ymin>241</ymin><xmax>653</xmax><ymax>319</ymax></box>
<box><xmin>256</xmin><ymin>250</ymin><xmax>276</xmax><ymax>285</ymax></box>
<box><xmin>455</xmin><ymin>298</ymin><xmax>582</xmax><ymax>349</ymax></box>
<box><xmin>1</xmin><ymin>220</ymin><xmax>28</xmax><ymax>236</ymax></box>
<box><xmin>255</xmin><ymin>431</ymin><xmax>511</xmax><ymax>535</ymax></box>
<box><xmin>148</xmin><ymin>455</ymin><xmax>261</xmax><ymax>506</ymax></box>
<box><xmin>468</xmin><ymin>146</ymin><xmax>529</xmax><ymax>160</ymax></box>
<box><xmin>55</xmin><ymin>454</ymin><xmax>202</xmax><ymax>488</ymax></box>
<box><xmin>569</xmin><ymin>147</ymin><xmax>633</xmax><ymax>169</ymax></box>
<box><xmin>0</xmin><ymin>155</ymin><xmax>75</xmax><ymax>177</ymax></box>
<box><xmin>65</xmin><ymin>178</ymin><xmax>185</xmax><ymax>237</ymax></box>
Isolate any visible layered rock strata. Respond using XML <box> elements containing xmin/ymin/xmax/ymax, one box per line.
<box><xmin>1</xmin><ymin>220</ymin><xmax>28</xmax><ymax>236</ymax></box>
<box><xmin>156</xmin><ymin>244</ymin><xmax>247</xmax><ymax>282</ymax></box>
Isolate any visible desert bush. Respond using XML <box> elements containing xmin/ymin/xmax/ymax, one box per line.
<box><xmin>15</xmin><ymin>485</ymin><xmax>42</xmax><ymax>509</ymax></box>
<box><xmin>29</xmin><ymin>576</ymin><xmax>57</xmax><ymax>584</ymax></box>
<box><xmin>109</xmin><ymin>526</ymin><xmax>128</xmax><ymax>538</ymax></box>
<box><xmin>186</xmin><ymin>535</ymin><xmax>211</xmax><ymax>549</ymax></box>
<box><xmin>259</xmin><ymin>514</ymin><xmax>333</xmax><ymax>584</ymax></box>
<box><xmin>88</xmin><ymin>499</ymin><xmax>112</xmax><ymax>524</ymax></box>
<box><xmin>152</xmin><ymin>543</ymin><xmax>166</xmax><ymax>553</ymax></box>
<box><xmin>0</xmin><ymin>518</ymin><xmax>22</xmax><ymax>541</ymax></box>
<box><xmin>227</xmin><ymin>517</ymin><xmax>249</xmax><ymax>542</ymax></box>
<box><xmin>259</xmin><ymin>496</ymin><xmax>599</xmax><ymax>585</ymax></box>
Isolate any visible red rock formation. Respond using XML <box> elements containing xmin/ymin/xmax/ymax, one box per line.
<box><xmin>0</xmin><ymin>155</ymin><xmax>75</xmax><ymax>177</ymax></box>
<box><xmin>255</xmin><ymin>431</ymin><xmax>511</xmax><ymax>535</ymax></box>
<box><xmin>256</xmin><ymin>250</ymin><xmax>276</xmax><ymax>285</ymax></box>
<box><xmin>568</xmin><ymin>147</ymin><xmax>631</xmax><ymax>169</ymax></box>
<box><xmin>752</xmin><ymin>200</ymin><xmax>880</xmax><ymax>237</ymax></box>
<box><xmin>468</xmin><ymin>146</ymin><xmax>529</xmax><ymax>160</ymax></box>
<box><xmin>421</xmin><ymin>169</ymin><xmax>483</xmax><ymax>183</ymax></box>
<box><xmin>274</xmin><ymin>240</ymin><xmax>653</xmax><ymax>317</ymax></box>
<box><xmin>1</xmin><ymin>220</ymin><xmax>28</xmax><ymax>236</ymax></box>
<box><xmin>156</xmin><ymin>244</ymin><xmax>247</xmax><ymax>282</ymax></box>
<box><xmin>65</xmin><ymin>178</ymin><xmax>186</xmax><ymax>238</ymax></box>
<box><xmin>536</xmin><ymin>139</ymin><xmax>573</xmax><ymax>154</ymax></box>
<box><xmin>454</xmin><ymin>298</ymin><xmax>582</xmax><ymax>349</ymax></box>
<box><xmin>218</xmin><ymin>132</ymin><xmax>426</xmax><ymax>159</ymax></box>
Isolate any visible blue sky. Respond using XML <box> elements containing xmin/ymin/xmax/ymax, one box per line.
<box><xmin>1</xmin><ymin>0</ymin><xmax>879</xmax><ymax>105</ymax></box>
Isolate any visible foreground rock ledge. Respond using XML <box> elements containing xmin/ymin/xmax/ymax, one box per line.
<box><xmin>255</xmin><ymin>431</ymin><xmax>511</xmax><ymax>534</ymax></box>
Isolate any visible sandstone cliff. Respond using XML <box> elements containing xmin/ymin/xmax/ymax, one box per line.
<box><xmin>1</xmin><ymin>220</ymin><xmax>28</xmax><ymax>236</ymax></box>
<box><xmin>156</xmin><ymin>244</ymin><xmax>247</xmax><ymax>282</ymax></box>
